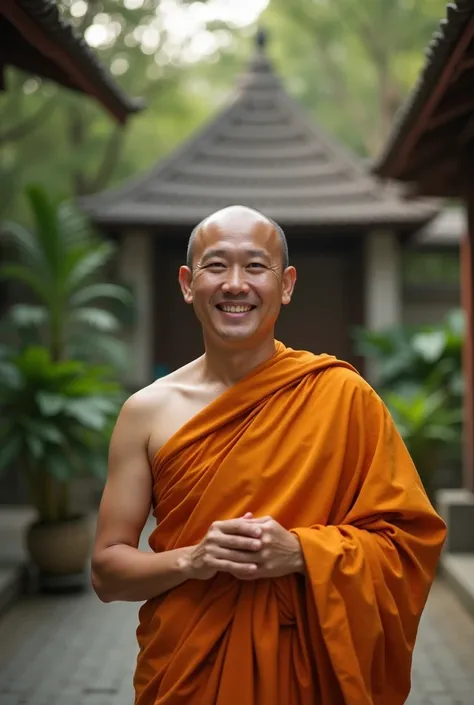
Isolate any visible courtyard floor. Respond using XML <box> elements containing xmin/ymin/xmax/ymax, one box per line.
<box><xmin>0</xmin><ymin>578</ymin><xmax>473</xmax><ymax>705</ymax></box>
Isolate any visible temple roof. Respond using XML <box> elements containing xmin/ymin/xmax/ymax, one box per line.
<box><xmin>0</xmin><ymin>0</ymin><xmax>143</xmax><ymax>124</ymax></box>
<box><xmin>373</xmin><ymin>1</ymin><xmax>474</xmax><ymax>198</ymax></box>
<box><xmin>83</xmin><ymin>31</ymin><xmax>437</xmax><ymax>230</ymax></box>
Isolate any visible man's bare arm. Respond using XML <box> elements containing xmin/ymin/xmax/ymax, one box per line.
<box><xmin>91</xmin><ymin>392</ymin><xmax>193</xmax><ymax>603</ymax></box>
<box><xmin>91</xmin><ymin>393</ymin><xmax>286</xmax><ymax>603</ymax></box>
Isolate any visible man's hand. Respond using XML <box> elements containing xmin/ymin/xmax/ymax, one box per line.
<box><xmin>242</xmin><ymin>515</ymin><xmax>305</xmax><ymax>579</ymax></box>
<box><xmin>187</xmin><ymin>513</ymin><xmax>264</xmax><ymax>581</ymax></box>
<box><xmin>187</xmin><ymin>514</ymin><xmax>305</xmax><ymax>581</ymax></box>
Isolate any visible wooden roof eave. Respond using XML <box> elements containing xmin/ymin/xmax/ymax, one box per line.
<box><xmin>373</xmin><ymin>1</ymin><xmax>474</xmax><ymax>192</ymax></box>
<box><xmin>1</xmin><ymin>0</ymin><xmax>144</xmax><ymax>124</ymax></box>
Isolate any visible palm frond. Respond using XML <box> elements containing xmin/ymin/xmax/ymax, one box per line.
<box><xmin>67</xmin><ymin>243</ymin><xmax>115</xmax><ymax>292</ymax></box>
<box><xmin>0</xmin><ymin>263</ymin><xmax>49</xmax><ymax>300</ymax></box>
<box><xmin>68</xmin><ymin>334</ymin><xmax>130</xmax><ymax>371</ymax></box>
<box><xmin>58</xmin><ymin>202</ymin><xmax>96</xmax><ymax>250</ymax></box>
<box><xmin>9</xmin><ymin>304</ymin><xmax>48</xmax><ymax>327</ymax></box>
<box><xmin>0</xmin><ymin>221</ymin><xmax>44</xmax><ymax>267</ymax></box>
<box><xmin>70</xmin><ymin>307</ymin><xmax>120</xmax><ymax>332</ymax></box>
<box><xmin>69</xmin><ymin>283</ymin><xmax>132</xmax><ymax>308</ymax></box>
<box><xmin>25</xmin><ymin>184</ymin><xmax>62</xmax><ymax>278</ymax></box>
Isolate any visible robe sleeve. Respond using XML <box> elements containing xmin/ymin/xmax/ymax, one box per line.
<box><xmin>291</xmin><ymin>377</ymin><xmax>447</xmax><ymax>705</ymax></box>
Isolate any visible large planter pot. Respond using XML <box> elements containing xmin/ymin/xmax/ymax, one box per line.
<box><xmin>26</xmin><ymin>514</ymin><xmax>94</xmax><ymax>593</ymax></box>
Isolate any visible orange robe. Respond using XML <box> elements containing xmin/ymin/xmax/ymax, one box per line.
<box><xmin>134</xmin><ymin>342</ymin><xmax>446</xmax><ymax>705</ymax></box>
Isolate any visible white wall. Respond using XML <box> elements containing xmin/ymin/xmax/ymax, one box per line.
<box><xmin>117</xmin><ymin>231</ymin><xmax>153</xmax><ymax>389</ymax></box>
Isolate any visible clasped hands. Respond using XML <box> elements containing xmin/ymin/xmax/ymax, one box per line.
<box><xmin>188</xmin><ymin>513</ymin><xmax>304</xmax><ymax>581</ymax></box>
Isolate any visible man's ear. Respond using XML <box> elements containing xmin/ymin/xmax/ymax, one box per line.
<box><xmin>179</xmin><ymin>265</ymin><xmax>193</xmax><ymax>304</ymax></box>
<box><xmin>281</xmin><ymin>266</ymin><xmax>297</xmax><ymax>305</ymax></box>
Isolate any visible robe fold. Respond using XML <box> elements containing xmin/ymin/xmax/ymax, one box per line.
<box><xmin>134</xmin><ymin>341</ymin><xmax>447</xmax><ymax>705</ymax></box>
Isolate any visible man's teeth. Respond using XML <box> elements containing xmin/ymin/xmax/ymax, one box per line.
<box><xmin>220</xmin><ymin>305</ymin><xmax>253</xmax><ymax>313</ymax></box>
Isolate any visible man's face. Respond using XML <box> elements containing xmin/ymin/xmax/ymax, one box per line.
<box><xmin>179</xmin><ymin>212</ymin><xmax>296</xmax><ymax>347</ymax></box>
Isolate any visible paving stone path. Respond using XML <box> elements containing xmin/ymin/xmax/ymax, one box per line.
<box><xmin>0</xmin><ymin>579</ymin><xmax>472</xmax><ymax>705</ymax></box>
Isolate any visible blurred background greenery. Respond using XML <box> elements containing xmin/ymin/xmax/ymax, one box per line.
<box><xmin>0</xmin><ymin>0</ymin><xmax>448</xmax><ymax>223</ymax></box>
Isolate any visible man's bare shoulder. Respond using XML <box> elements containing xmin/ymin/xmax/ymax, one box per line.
<box><xmin>121</xmin><ymin>357</ymin><xmax>203</xmax><ymax>417</ymax></box>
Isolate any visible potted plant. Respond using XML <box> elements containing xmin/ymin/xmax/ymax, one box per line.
<box><xmin>0</xmin><ymin>344</ymin><xmax>124</xmax><ymax>591</ymax></box>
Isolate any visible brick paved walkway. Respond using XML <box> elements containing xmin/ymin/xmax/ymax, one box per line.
<box><xmin>0</xmin><ymin>579</ymin><xmax>473</xmax><ymax>705</ymax></box>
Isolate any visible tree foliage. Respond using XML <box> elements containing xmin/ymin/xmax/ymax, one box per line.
<box><xmin>263</xmin><ymin>0</ymin><xmax>447</xmax><ymax>155</ymax></box>
<box><xmin>0</xmin><ymin>0</ymin><xmax>449</xmax><ymax>222</ymax></box>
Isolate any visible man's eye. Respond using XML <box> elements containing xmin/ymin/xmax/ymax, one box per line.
<box><xmin>248</xmin><ymin>262</ymin><xmax>265</xmax><ymax>269</ymax></box>
<box><xmin>206</xmin><ymin>262</ymin><xmax>225</xmax><ymax>268</ymax></box>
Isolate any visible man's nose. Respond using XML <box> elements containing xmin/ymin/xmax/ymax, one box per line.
<box><xmin>221</xmin><ymin>266</ymin><xmax>249</xmax><ymax>294</ymax></box>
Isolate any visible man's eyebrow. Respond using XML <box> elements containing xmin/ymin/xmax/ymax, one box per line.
<box><xmin>200</xmin><ymin>249</ymin><xmax>228</xmax><ymax>261</ymax></box>
<box><xmin>200</xmin><ymin>248</ymin><xmax>270</xmax><ymax>261</ymax></box>
<box><xmin>246</xmin><ymin>249</ymin><xmax>270</xmax><ymax>259</ymax></box>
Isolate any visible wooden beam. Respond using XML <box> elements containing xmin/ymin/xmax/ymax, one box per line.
<box><xmin>453</xmin><ymin>54</ymin><xmax>474</xmax><ymax>81</ymax></box>
<box><xmin>462</xmin><ymin>200</ymin><xmax>474</xmax><ymax>494</ymax></box>
<box><xmin>399</xmin><ymin>123</ymin><xmax>461</xmax><ymax>181</ymax></box>
<box><xmin>4</xmin><ymin>31</ymin><xmax>79</xmax><ymax>92</ymax></box>
<box><xmin>1</xmin><ymin>3</ymin><xmax>127</xmax><ymax>123</ymax></box>
<box><xmin>427</xmin><ymin>74</ymin><xmax>474</xmax><ymax>131</ymax></box>
<box><xmin>403</xmin><ymin>149</ymin><xmax>469</xmax><ymax>198</ymax></box>
<box><xmin>389</xmin><ymin>16</ymin><xmax>474</xmax><ymax>178</ymax></box>
<box><xmin>427</xmin><ymin>100</ymin><xmax>474</xmax><ymax>132</ymax></box>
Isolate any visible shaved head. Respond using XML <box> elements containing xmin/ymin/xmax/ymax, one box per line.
<box><xmin>186</xmin><ymin>206</ymin><xmax>289</xmax><ymax>270</ymax></box>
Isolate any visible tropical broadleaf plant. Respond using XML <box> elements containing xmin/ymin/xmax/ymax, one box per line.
<box><xmin>385</xmin><ymin>385</ymin><xmax>462</xmax><ymax>502</ymax></box>
<box><xmin>0</xmin><ymin>344</ymin><xmax>125</xmax><ymax>523</ymax></box>
<box><xmin>352</xmin><ymin>309</ymin><xmax>464</xmax><ymax>403</ymax></box>
<box><xmin>0</xmin><ymin>183</ymin><xmax>133</xmax><ymax>368</ymax></box>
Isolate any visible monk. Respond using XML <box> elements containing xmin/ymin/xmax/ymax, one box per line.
<box><xmin>91</xmin><ymin>205</ymin><xmax>447</xmax><ymax>705</ymax></box>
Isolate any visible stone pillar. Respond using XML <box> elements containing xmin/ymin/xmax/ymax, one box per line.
<box><xmin>363</xmin><ymin>230</ymin><xmax>402</xmax><ymax>381</ymax></box>
<box><xmin>117</xmin><ymin>231</ymin><xmax>153</xmax><ymax>389</ymax></box>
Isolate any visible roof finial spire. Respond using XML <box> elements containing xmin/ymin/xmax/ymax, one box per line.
<box><xmin>256</xmin><ymin>26</ymin><xmax>268</xmax><ymax>51</ymax></box>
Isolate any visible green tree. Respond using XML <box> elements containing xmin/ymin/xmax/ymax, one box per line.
<box><xmin>263</xmin><ymin>0</ymin><xmax>447</xmax><ymax>156</ymax></box>
<box><xmin>0</xmin><ymin>0</ymin><xmax>245</xmax><ymax>220</ymax></box>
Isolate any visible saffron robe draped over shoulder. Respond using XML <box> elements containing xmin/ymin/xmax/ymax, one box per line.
<box><xmin>134</xmin><ymin>342</ymin><xmax>446</xmax><ymax>705</ymax></box>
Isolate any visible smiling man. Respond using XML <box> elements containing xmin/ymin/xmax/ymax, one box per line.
<box><xmin>91</xmin><ymin>205</ymin><xmax>446</xmax><ymax>705</ymax></box>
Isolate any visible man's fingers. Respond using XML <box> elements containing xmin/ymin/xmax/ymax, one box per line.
<box><xmin>211</xmin><ymin>547</ymin><xmax>264</xmax><ymax>564</ymax></box>
<box><xmin>215</xmin><ymin>559</ymin><xmax>259</xmax><ymax>577</ymax></box>
<box><xmin>213</xmin><ymin>519</ymin><xmax>262</xmax><ymax>537</ymax></box>
<box><xmin>246</xmin><ymin>515</ymin><xmax>273</xmax><ymax>523</ymax></box>
<box><xmin>211</xmin><ymin>534</ymin><xmax>261</xmax><ymax>552</ymax></box>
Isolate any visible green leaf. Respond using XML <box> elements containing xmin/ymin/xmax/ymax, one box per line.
<box><xmin>36</xmin><ymin>392</ymin><xmax>65</xmax><ymax>416</ymax></box>
<box><xmin>25</xmin><ymin>184</ymin><xmax>61</xmax><ymax>276</ymax></box>
<box><xmin>9</xmin><ymin>304</ymin><xmax>48</xmax><ymax>327</ymax></box>
<box><xmin>18</xmin><ymin>346</ymin><xmax>51</xmax><ymax>377</ymax></box>
<box><xmin>412</xmin><ymin>331</ymin><xmax>446</xmax><ymax>362</ymax></box>
<box><xmin>67</xmin><ymin>243</ymin><xmax>115</xmax><ymax>291</ymax></box>
<box><xmin>0</xmin><ymin>264</ymin><xmax>46</xmax><ymax>299</ymax></box>
<box><xmin>0</xmin><ymin>360</ymin><xmax>22</xmax><ymax>389</ymax></box>
<box><xmin>69</xmin><ymin>283</ymin><xmax>133</xmax><ymax>307</ymax></box>
<box><xmin>32</xmin><ymin>421</ymin><xmax>65</xmax><ymax>445</ymax></box>
<box><xmin>68</xmin><ymin>334</ymin><xmax>130</xmax><ymax>371</ymax></box>
<box><xmin>25</xmin><ymin>434</ymin><xmax>44</xmax><ymax>460</ymax></box>
<box><xmin>70</xmin><ymin>307</ymin><xmax>120</xmax><ymax>332</ymax></box>
<box><xmin>63</xmin><ymin>398</ymin><xmax>109</xmax><ymax>430</ymax></box>
<box><xmin>47</xmin><ymin>454</ymin><xmax>72</xmax><ymax>482</ymax></box>
<box><xmin>0</xmin><ymin>220</ymin><xmax>42</xmax><ymax>264</ymax></box>
<box><xmin>57</xmin><ymin>202</ymin><xmax>94</xmax><ymax>249</ymax></box>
